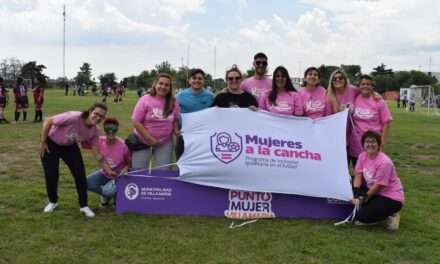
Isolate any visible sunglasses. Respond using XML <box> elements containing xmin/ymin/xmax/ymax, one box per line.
<box><xmin>255</xmin><ymin>61</ymin><xmax>268</xmax><ymax>67</ymax></box>
<box><xmin>227</xmin><ymin>76</ymin><xmax>241</xmax><ymax>81</ymax></box>
<box><xmin>332</xmin><ymin>76</ymin><xmax>345</xmax><ymax>81</ymax></box>
<box><xmin>104</xmin><ymin>126</ymin><xmax>118</xmax><ymax>134</ymax></box>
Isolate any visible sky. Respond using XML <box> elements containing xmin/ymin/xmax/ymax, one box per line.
<box><xmin>1</xmin><ymin>0</ymin><xmax>440</xmax><ymax>80</ymax></box>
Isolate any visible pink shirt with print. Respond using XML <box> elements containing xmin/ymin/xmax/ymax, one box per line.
<box><xmin>334</xmin><ymin>85</ymin><xmax>359</xmax><ymax>113</ymax></box>
<box><xmin>131</xmin><ymin>94</ymin><xmax>180</xmax><ymax>145</ymax></box>
<box><xmin>98</xmin><ymin>136</ymin><xmax>131</xmax><ymax>178</ymax></box>
<box><xmin>48</xmin><ymin>111</ymin><xmax>99</xmax><ymax>147</ymax></box>
<box><xmin>355</xmin><ymin>152</ymin><xmax>404</xmax><ymax>203</ymax></box>
<box><xmin>297</xmin><ymin>86</ymin><xmax>332</xmax><ymax>119</ymax></box>
<box><xmin>240</xmin><ymin>76</ymin><xmax>272</xmax><ymax>101</ymax></box>
<box><xmin>259</xmin><ymin>91</ymin><xmax>303</xmax><ymax>116</ymax></box>
<box><xmin>349</xmin><ymin>96</ymin><xmax>392</xmax><ymax>157</ymax></box>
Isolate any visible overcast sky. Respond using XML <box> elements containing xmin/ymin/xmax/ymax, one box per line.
<box><xmin>2</xmin><ymin>0</ymin><xmax>440</xmax><ymax>80</ymax></box>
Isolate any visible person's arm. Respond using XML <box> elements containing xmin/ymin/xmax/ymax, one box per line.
<box><xmin>133</xmin><ymin>121</ymin><xmax>158</xmax><ymax>146</ymax></box>
<box><xmin>40</xmin><ymin>117</ymin><xmax>54</xmax><ymax>156</ymax></box>
<box><xmin>366</xmin><ymin>184</ymin><xmax>382</xmax><ymax>198</ymax></box>
<box><xmin>90</xmin><ymin>145</ymin><xmax>117</xmax><ymax>177</ymax></box>
<box><xmin>381</xmin><ymin>122</ymin><xmax>390</xmax><ymax>151</ymax></box>
<box><xmin>173</xmin><ymin>119</ymin><xmax>181</xmax><ymax>136</ymax></box>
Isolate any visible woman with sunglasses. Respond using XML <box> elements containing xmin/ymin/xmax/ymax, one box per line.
<box><xmin>297</xmin><ymin>67</ymin><xmax>332</xmax><ymax>119</ymax></box>
<box><xmin>212</xmin><ymin>65</ymin><xmax>258</xmax><ymax>108</ymax></box>
<box><xmin>131</xmin><ymin>73</ymin><xmax>180</xmax><ymax>169</ymax></box>
<box><xmin>349</xmin><ymin>75</ymin><xmax>392</xmax><ymax>166</ymax></box>
<box><xmin>352</xmin><ymin>130</ymin><xmax>404</xmax><ymax>230</ymax></box>
<box><xmin>40</xmin><ymin>102</ymin><xmax>109</xmax><ymax>217</ymax></box>
<box><xmin>87</xmin><ymin>117</ymin><xmax>130</xmax><ymax>207</ymax></box>
<box><xmin>259</xmin><ymin>66</ymin><xmax>302</xmax><ymax>116</ymax></box>
<box><xmin>327</xmin><ymin>69</ymin><xmax>359</xmax><ymax>114</ymax></box>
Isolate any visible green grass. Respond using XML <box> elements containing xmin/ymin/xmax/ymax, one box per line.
<box><xmin>0</xmin><ymin>90</ymin><xmax>439</xmax><ymax>263</ymax></box>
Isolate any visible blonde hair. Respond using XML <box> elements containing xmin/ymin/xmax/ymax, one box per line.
<box><xmin>327</xmin><ymin>69</ymin><xmax>350</xmax><ymax>113</ymax></box>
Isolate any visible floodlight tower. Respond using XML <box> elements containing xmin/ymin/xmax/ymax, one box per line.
<box><xmin>63</xmin><ymin>4</ymin><xmax>66</xmax><ymax>80</ymax></box>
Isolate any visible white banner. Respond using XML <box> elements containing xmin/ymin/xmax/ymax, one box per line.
<box><xmin>177</xmin><ymin>108</ymin><xmax>353</xmax><ymax>201</ymax></box>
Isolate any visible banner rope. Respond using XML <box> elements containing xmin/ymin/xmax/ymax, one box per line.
<box><xmin>229</xmin><ymin>219</ymin><xmax>258</xmax><ymax>229</ymax></box>
<box><xmin>334</xmin><ymin>201</ymin><xmax>359</xmax><ymax>226</ymax></box>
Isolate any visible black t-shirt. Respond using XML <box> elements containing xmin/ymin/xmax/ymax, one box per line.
<box><xmin>212</xmin><ymin>91</ymin><xmax>258</xmax><ymax>108</ymax></box>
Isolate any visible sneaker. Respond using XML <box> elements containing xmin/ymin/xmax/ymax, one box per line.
<box><xmin>43</xmin><ymin>202</ymin><xmax>58</xmax><ymax>213</ymax></box>
<box><xmin>100</xmin><ymin>196</ymin><xmax>111</xmax><ymax>207</ymax></box>
<box><xmin>385</xmin><ymin>212</ymin><xmax>400</xmax><ymax>231</ymax></box>
<box><xmin>80</xmin><ymin>206</ymin><xmax>95</xmax><ymax>218</ymax></box>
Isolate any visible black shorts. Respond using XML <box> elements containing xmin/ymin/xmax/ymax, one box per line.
<box><xmin>0</xmin><ymin>97</ymin><xmax>6</xmax><ymax>107</ymax></box>
<box><xmin>16</xmin><ymin>96</ymin><xmax>29</xmax><ymax>108</ymax></box>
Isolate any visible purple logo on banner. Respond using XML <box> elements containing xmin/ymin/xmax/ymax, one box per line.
<box><xmin>125</xmin><ymin>183</ymin><xmax>139</xmax><ymax>200</ymax></box>
<box><xmin>210</xmin><ymin>132</ymin><xmax>243</xmax><ymax>164</ymax></box>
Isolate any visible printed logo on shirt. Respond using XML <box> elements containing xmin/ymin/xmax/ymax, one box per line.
<box><xmin>249</xmin><ymin>87</ymin><xmax>262</xmax><ymax>98</ymax></box>
<box><xmin>354</xmin><ymin>107</ymin><xmax>375</xmax><ymax>119</ymax></box>
<box><xmin>210</xmin><ymin>132</ymin><xmax>243</xmax><ymax>164</ymax></box>
<box><xmin>271</xmin><ymin>101</ymin><xmax>292</xmax><ymax>112</ymax></box>
<box><xmin>125</xmin><ymin>183</ymin><xmax>140</xmax><ymax>200</ymax></box>
<box><xmin>363</xmin><ymin>168</ymin><xmax>374</xmax><ymax>183</ymax></box>
<box><xmin>66</xmin><ymin>132</ymin><xmax>82</xmax><ymax>143</ymax></box>
<box><xmin>305</xmin><ymin>100</ymin><xmax>325</xmax><ymax>113</ymax></box>
<box><xmin>152</xmin><ymin>108</ymin><xmax>174</xmax><ymax>120</ymax></box>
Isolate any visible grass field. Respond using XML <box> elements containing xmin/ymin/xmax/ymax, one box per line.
<box><xmin>0</xmin><ymin>89</ymin><xmax>439</xmax><ymax>264</ymax></box>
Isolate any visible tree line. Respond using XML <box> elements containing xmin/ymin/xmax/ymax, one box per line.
<box><xmin>1</xmin><ymin>57</ymin><xmax>438</xmax><ymax>93</ymax></box>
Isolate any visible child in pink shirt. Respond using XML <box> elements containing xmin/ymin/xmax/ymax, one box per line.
<box><xmin>297</xmin><ymin>67</ymin><xmax>332</xmax><ymax>119</ymax></box>
<box><xmin>258</xmin><ymin>66</ymin><xmax>302</xmax><ymax>116</ymax></box>
<box><xmin>130</xmin><ymin>73</ymin><xmax>180</xmax><ymax>169</ymax></box>
<box><xmin>87</xmin><ymin>118</ymin><xmax>130</xmax><ymax>207</ymax></box>
<box><xmin>352</xmin><ymin>130</ymin><xmax>404</xmax><ymax>230</ymax></box>
<box><xmin>349</xmin><ymin>75</ymin><xmax>392</xmax><ymax>161</ymax></box>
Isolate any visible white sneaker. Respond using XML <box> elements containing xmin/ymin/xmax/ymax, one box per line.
<box><xmin>80</xmin><ymin>206</ymin><xmax>95</xmax><ymax>218</ymax></box>
<box><xmin>385</xmin><ymin>212</ymin><xmax>400</xmax><ymax>231</ymax></box>
<box><xmin>43</xmin><ymin>202</ymin><xmax>58</xmax><ymax>213</ymax></box>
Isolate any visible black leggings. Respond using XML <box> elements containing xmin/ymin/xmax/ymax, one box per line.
<box><xmin>175</xmin><ymin>135</ymin><xmax>184</xmax><ymax>160</ymax></box>
<box><xmin>356</xmin><ymin>195</ymin><xmax>402</xmax><ymax>223</ymax></box>
<box><xmin>41</xmin><ymin>138</ymin><xmax>88</xmax><ymax>207</ymax></box>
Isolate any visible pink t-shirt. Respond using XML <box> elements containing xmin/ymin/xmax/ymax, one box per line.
<box><xmin>48</xmin><ymin>111</ymin><xmax>99</xmax><ymax>147</ymax></box>
<box><xmin>355</xmin><ymin>152</ymin><xmax>404</xmax><ymax>203</ymax></box>
<box><xmin>240</xmin><ymin>76</ymin><xmax>272</xmax><ymax>101</ymax></box>
<box><xmin>349</xmin><ymin>96</ymin><xmax>392</xmax><ymax>157</ymax></box>
<box><xmin>297</xmin><ymin>86</ymin><xmax>332</xmax><ymax>119</ymax></box>
<box><xmin>131</xmin><ymin>94</ymin><xmax>180</xmax><ymax>145</ymax></box>
<box><xmin>334</xmin><ymin>85</ymin><xmax>359</xmax><ymax>113</ymax></box>
<box><xmin>259</xmin><ymin>91</ymin><xmax>303</xmax><ymax>116</ymax></box>
<box><xmin>98</xmin><ymin>136</ymin><xmax>131</xmax><ymax>178</ymax></box>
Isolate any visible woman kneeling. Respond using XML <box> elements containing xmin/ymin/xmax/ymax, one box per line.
<box><xmin>352</xmin><ymin>130</ymin><xmax>404</xmax><ymax>230</ymax></box>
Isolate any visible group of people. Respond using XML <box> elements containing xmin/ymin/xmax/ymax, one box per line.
<box><xmin>0</xmin><ymin>76</ymin><xmax>45</xmax><ymax>124</ymax></box>
<box><xmin>38</xmin><ymin>52</ymin><xmax>404</xmax><ymax>230</ymax></box>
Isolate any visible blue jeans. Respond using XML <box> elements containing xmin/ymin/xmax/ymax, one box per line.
<box><xmin>86</xmin><ymin>170</ymin><xmax>115</xmax><ymax>198</ymax></box>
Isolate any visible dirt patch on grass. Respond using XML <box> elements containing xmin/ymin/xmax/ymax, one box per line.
<box><xmin>414</xmin><ymin>155</ymin><xmax>439</xmax><ymax>161</ymax></box>
<box><xmin>409</xmin><ymin>143</ymin><xmax>439</xmax><ymax>150</ymax></box>
<box><xmin>0</xmin><ymin>140</ymin><xmax>41</xmax><ymax>180</ymax></box>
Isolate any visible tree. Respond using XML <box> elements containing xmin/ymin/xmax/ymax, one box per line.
<box><xmin>155</xmin><ymin>61</ymin><xmax>176</xmax><ymax>75</ymax></box>
<box><xmin>20</xmin><ymin>61</ymin><xmax>48</xmax><ymax>84</ymax></box>
<box><xmin>245</xmin><ymin>68</ymin><xmax>255</xmax><ymax>77</ymax></box>
<box><xmin>318</xmin><ymin>64</ymin><xmax>338</xmax><ymax>88</ymax></box>
<box><xmin>75</xmin><ymin>62</ymin><xmax>94</xmax><ymax>88</ymax></box>
<box><xmin>1</xmin><ymin>57</ymin><xmax>24</xmax><ymax>80</ymax></box>
<box><xmin>341</xmin><ymin>64</ymin><xmax>361</xmax><ymax>84</ymax></box>
<box><xmin>409</xmin><ymin>70</ymin><xmax>437</xmax><ymax>86</ymax></box>
<box><xmin>372</xmin><ymin>63</ymin><xmax>393</xmax><ymax>76</ymax></box>
<box><xmin>98</xmin><ymin>73</ymin><xmax>117</xmax><ymax>87</ymax></box>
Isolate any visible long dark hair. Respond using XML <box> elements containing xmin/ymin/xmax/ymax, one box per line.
<box><xmin>149</xmin><ymin>73</ymin><xmax>175</xmax><ymax>117</ymax></box>
<box><xmin>81</xmin><ymin>102</ymin><xmax>108</xmax><ymax>119</ymax></box>
<box><xmin>269</xmin><ymin>66</ymin><xmax>296</xmax><ymax>105</ymax></box>
<box><xmin>302</xmin><ymin>67</ymin><xmax>321</xmax><ymax>87</ymax></box>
